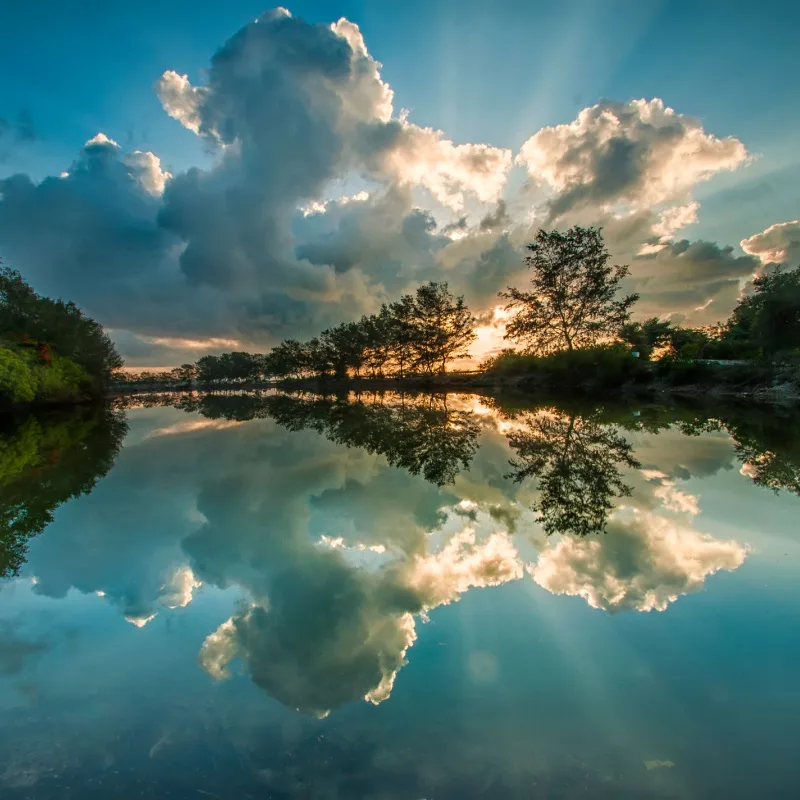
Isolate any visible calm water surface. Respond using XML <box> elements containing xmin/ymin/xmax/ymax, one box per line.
<box><xmin>1</xmin><ymin>392</ymin><xmax>799</xmax><ymax>799</ymax></box>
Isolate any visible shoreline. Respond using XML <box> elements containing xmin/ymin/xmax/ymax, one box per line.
<box><xmin>105</xmin><ymin>371</ymin><xmax>800</xmax><ymax>405</ymax></box>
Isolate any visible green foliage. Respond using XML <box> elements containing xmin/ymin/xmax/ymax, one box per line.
<box><xmin>484</xmin><ymin>343</ymin><xmax>647</xmax><ymax>389</ymax></box>
<box><xmin>0</xmin><ymin>347</ymin><xmax>36</xmax><ymax>404</ymax></box>
<box><xmin>724</xmin><ymin>266</ymin><xmax>800</xmax><ymax>357</ymax></box>
<box><xmin>502</xmin><ymin>226</ymin><xmax>639</xmax><ymax>354</ymax></box>
<box><xmin>0</xmin><ymin>407</ymin><xmax>128</xmax><ymax>576</ymax></box>
<box><xmin>0</xmin><ymin>344</ymin><xmax>91</xmax><ymax>407</ymax></box>
<box><xmin>0</xmin><ymin>265</ymin><xmax>123</xmax><ymax>389</ymax></box>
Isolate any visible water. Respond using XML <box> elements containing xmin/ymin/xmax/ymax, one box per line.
<box><xmin>1</xmin><ymin>391</ymin><xmax>798</xmax><ymax>798</ymax></box>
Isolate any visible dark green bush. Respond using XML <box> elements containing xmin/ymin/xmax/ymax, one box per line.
<box><xmin>484</xmin><ymin>344</ymin><xmax>649</xmax><ymax>389</ymax></box>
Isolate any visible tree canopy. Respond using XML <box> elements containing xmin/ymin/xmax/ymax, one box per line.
<box><xmin>501</xmin><ymin>226</ymin><xmax>639</xmax><ymax>354</ymax></box>
<box><xmin>117</xmin><ymin>281</ymin><xmax>478</xmax><ymax>387</ymax></box>
<box><xmin>1</xmin><ymin>265</ymin><xmax>123</xmax><ymax>390</ymax></box>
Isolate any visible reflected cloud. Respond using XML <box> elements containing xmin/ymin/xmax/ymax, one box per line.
<box><xmin>14</xmin><ymin>392</ymin><xmax>792</xmax><ymax>719</ymax></box>
<box><xmin>530</xmin><ymin>509</ymin><xmax>747</xmax><ymax>612</ymax></box>
<box><xmin>199</xmin><ymin>524</ymin><xmax>523</xmax><ymax>717</ymax></box>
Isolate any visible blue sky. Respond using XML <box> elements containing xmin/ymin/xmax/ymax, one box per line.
<box><xmin>1</xmin><ymin>1</ymin><xmax>799</xmax><ymax>365</ymax></box>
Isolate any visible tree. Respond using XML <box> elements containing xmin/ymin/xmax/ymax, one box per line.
<box><xmin>361</xmin><ymin>310</ymin><xmax>392</xmax><ymax>377</ymax></box>
<box><xmin>263</xmin><ymin>340</ymin><xmax>308</xmax><ymax>379</ymax></box>
<box><xmin>170</xmin><ymin>363</ymin><xmax>199</xmax><ymax>385</ymax></box>
<box><xmin>725</xmin><ymin>266</ymin><xmax>800</xmax><ymax>357</ymax></box>
<box><xmin>387</xmin><ymin>296</ymin><xmax>417</xmax><ymax>378</ymax></box>
<box><xmin>1</xmin><ymin>408</ymin><xmax>128</xmax><ymax>577</ymax></box>
<box><xmin>0</xmin><ymin>265</ymin><xmax>123</xmax><ymax>389</ymax></box>
<box><xmin>262</xmin><ymin>392</ymin><xmax>481</xmax><ymax>486</ymax></box>
<box><xmin>320</xmin><ymin>321</ymin><xmax>369</xmax><ymax>378</ymax></box>
<box><xmin>501</xmin><ymin>226</ymin><xmax>638</xmax><ymax>354</ymax></box>
<box><xmin>619</xmin><ymin>317</ymin><xmax>673</xmax><ymax>360</ymax></box>
<box><xmin>196</xmin><ymin>354</ymin><xmax>225</xmax><ymax>384</ymax></box>
<box><xmin>411</xmin><ymin>282</ymin><xmax>477</xmax><ymax>373</ymax></box>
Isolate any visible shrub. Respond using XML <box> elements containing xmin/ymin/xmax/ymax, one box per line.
<box><xmin>0</xmin><ymin>347</ymin><xmax>36</xmax><ymax>404</ymax></box>
<box><xmin>0</xmin><ymin>345</ymin><xmax>91</xmax><ymax>406</ymax></box>
<box><xmin>483</xmin><ymin>344</ymin><xmax>648</xmax><ymax>388</ymax></box>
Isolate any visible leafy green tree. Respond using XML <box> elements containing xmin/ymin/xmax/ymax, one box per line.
<box><xmin>502</xmin><ymin>226</ymin><xmax>639</xmax><ymax>354</ymax></box>
<box><xmin>725</xmin><ymin>266</ymin><xmax>800</xmax><ymax>357</ymax></box>
<box><xmin>0</xmin><ymin>265</ymin><xmax>123</xmax><ymax>388</ymax></box>
<box><xmin>0</xmin><ymin>348</ymin><xmax>36</xmax><ymax>404</ymax></box>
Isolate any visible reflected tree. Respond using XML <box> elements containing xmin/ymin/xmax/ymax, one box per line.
<box><xmin>263</xmin><ymin>393</ymin><xmax>480</xmax><ymax>486</ymax></box>
<box><xmin>504</xmin><ymin>408</ymin><xmax>640</xmax><ymax>536</ymax></box>
<box><xmin>122</xmin><ymin>390</ymin><xmax>481</xmax><ymax>486</ymax></box>
<box><xmin>681</xmin><ymin>412</ymin><xmax>800</xmax><ymax>496</ymax></box>
<box><xmin>0</xmin><ymin>408</ymin><xmax>128</xmax><ymax>576</ymax></box>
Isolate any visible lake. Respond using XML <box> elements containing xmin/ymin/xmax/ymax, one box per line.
<box><xmin>1</xmin><ymin>391</ymin><xmax>799</xmax><ymax>799</ymax></box>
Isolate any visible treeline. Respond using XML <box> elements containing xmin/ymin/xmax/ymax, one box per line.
<box><xmin>116</xmin><ymin>281</ymin><xmax>477</xmax><ymax>387</ymax></box>
<box><xmin>1</xmin><ymin>265</ymin><xmax>123</xmax><ymax>407</ymax></box>
<box><xmin>484</xmin><ymin>226</ymin><xmax>800</xmax><ymax>389</ymax></box>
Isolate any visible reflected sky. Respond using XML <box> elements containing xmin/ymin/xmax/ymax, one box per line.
<box><xmin>1</xmin><ymin>392</ymin><xmax>799</xmax><ymax>798</ymax></box>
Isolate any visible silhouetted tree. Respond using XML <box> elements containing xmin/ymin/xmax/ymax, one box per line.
<box><xmin>209</xmin><ymin>392</ymin><xmax>482</xmax><ymax>486</ymax></box>
<box><xmin>410</xmin><ymin>282</ymin><xmax>477</xmax><ymax>373</ymax></box>
<box><xmin>502</xmin><ymin>227</ymin><xmax>638</xmax><ymax>354</ymax></box>
<box><xmin>619</xmin><ymin>317</ymin><xmax>673</xmax><ymax>360</ymax></box>
<box><xmin>387</xmin><ymin>295</ymin><xmax>417</xmax><ymax>378</ymax></box>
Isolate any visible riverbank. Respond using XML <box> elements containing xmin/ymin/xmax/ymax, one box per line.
<box><xmin>106</xmin><ymin>363</ymin><xmax>800</xmax><ymax>406</ymax></box>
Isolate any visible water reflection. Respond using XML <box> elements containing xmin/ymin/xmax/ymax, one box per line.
<box><xmin>0</xmin><ymin>407</ymin><xmax>127</xmax><ymax>577</ymax></box>
<box><xmin>2</xmin><ymin>391</ymin><xmax>800</xmax><ymax>796</ymax></box>
<box><xmin>499</xmin><ymin>404</ymin><xmax>640</xmax><ymax>536</ymax></box>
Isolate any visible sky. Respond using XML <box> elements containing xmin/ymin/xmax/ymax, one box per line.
<box><xmin>1</xmin><ymin>0</ymin><xmax>799</xmax><ymax>367</ymax></box>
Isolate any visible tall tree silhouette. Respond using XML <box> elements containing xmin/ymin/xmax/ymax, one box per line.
<box><xmin>501</xmin><ymin>226</ymin><xmax>638</xmax><ymax>354</ymax></box>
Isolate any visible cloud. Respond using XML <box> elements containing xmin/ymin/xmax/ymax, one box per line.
<box><xmin>0</xmin><ymin>620</ymin><xmax>49</xmax><ymax>676</ymax></box>
<box><xmin>198</xmin><ymin>525</ymin><xmax>523</xmax><ymax>717</ymax></box>
<box><xmin>529</xmin><ymin>509</ymin><xmax>747</xmax><ymax>612</ymax></box>
<box><xmin>741</xmin><ymin>220</ymin><xmax>800</xmax><ymax>266</ymax></box>
<box><xmin>517</xmin><ymin>98</ymin><xmax>749</xmax><ymax>217</ymax></box>
<box><xmin>627</xmin><ymin>237</ymin><xmax>761</xmax><ymax>323</ymax></box>
<box><xmin>0</xmin><ymin>110</ymin><xmax>36</xmax><ymax>163</ymax></box>
<box><xmin>0</xmin><ymin>133</ymin><xmax>193</xmax><ymax>335</ymax></box>
<box><xmin>0</xmin><ymin>12</ymin><xmax>790</xmax><ymax>363</ymax></box>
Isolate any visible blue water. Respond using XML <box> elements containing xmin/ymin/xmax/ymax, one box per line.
<box><xmin>1</xmin><ymin>393</ymin><xmax>798</xmax><ymax>798</ymax></box>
